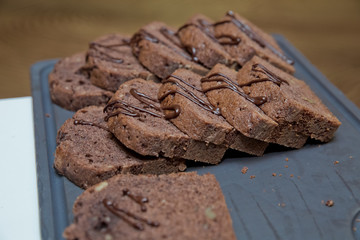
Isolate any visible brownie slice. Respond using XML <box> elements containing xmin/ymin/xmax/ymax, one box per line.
<box><xmin>213</xmin><ymin>11</ymin><xmax>295</xmax><ymax>74</ymax></box>
<box><xmin>48</xmin><ymin>52</ymin><xmax>113</xmax><ymax>111</ymax></box>
<box><xmin>237</xmin><ymin>56</ymin><xmax>341</xmax><ymax>144</ymax></box>
<box><xmin>130</xmin><ymin>21</ymin><xmax>208</xmax><ymax>79</ymax></box>
<box><xmin>63</xmin><ymin>172</ymin><xmax>236</xmax><ymax>240</ymax></box>
<box><xmin>105</xmin><ymin>78</ymin><xmax>226</xmax><ymax>164</ymax></box>
<box><xmin>177</xmin><ymin>14</ymin><xmax>237</xmax><ymax>69</ymax></box>
<box><xmin>54</xmin><ymin>106</ymin><xmax>186</xmax><ymax>189</ymax></box>
<box><xmin>84</xmin><ymin>34</ymin><xmax>156</xmax><ymax>92</ymax></box>
<box><xmin>158</xmin><ymin>68</ymin><xmax>268</xmax><ymax>156</ymax></box>
<box><xmin>201</xmin><ymin>63</ymin><xmax>278</xmax><ymax>142</ymax></box>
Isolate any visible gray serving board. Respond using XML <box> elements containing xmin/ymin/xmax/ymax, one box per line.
<box><xmin>31</xmin><ymin>35</ymin><xmax>360</xmax><ymax>240</ymax></box>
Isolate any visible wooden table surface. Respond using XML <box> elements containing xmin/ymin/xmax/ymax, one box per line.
<box><xmin>1</xmin><ymin>0</ymin><xmax>359</xmax><ymax>107</ymax></box>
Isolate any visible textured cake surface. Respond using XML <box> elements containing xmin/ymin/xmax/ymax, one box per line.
<box><xmin>48</xmin><ymin>52</ymin><xmax>113</xmax><ymax>111</ymax></box>
<box><xmin>63</xmin><ymin>172</ymin><xmax>236</xmax><ymax>240</ymax></box>
<box><xmin>54</xmin><ymin>106</ymin><xmax>186</xmax><ymax>189</ymax></box>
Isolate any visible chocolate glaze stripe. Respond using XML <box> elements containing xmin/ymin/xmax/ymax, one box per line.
<box><xmin>88</xmin><ymin>41</ymin><xmax>130</xmax><ymax>64</ymax></box>
<box><xmin>214</xmin><ymin>11</ymin><xmax>294</xmax><ymax>65</ymax></box>
<box><xmin>250</xmin><ymin>63</ymin><xmax>289</xmax><ymax>86</ymax></box>
<box><xmin>73</xmin><ymin>119</ymin><xmax>109</xmax><ymax>132</ymax></box>
<box><xmin>159</xmin><ymin>74</ymin><xmax>221</xmax><ymax>117</ymax></box>
<box><xmin>201</xmin><ymin>73</ymin><xmax>267</xmax><ymax>105</ymax></box>
<box><xmin>123</xmin><ymin>188</ymin><xmax>149</xmax><ymax>212</ymax></box>
<box><xmin>104</xmin><ymin>89</ymin><xmax>163</xmax><ymax>121</ymax></box>
<box><xmin>103</xmin><ymin>199</ymin><xmax>160</xmax><ymax>231</ymax></box>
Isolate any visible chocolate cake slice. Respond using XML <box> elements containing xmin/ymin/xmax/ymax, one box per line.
<box><xmin>130</xmin><ymin>21</ymin><xmax>208</xmax><ymax>79</ymax></box>
<box><xmin>213</xmin><ymin>11</ymin><xmax>295</xmax><ymax>74</ymax></box>
<box><xmin>201</xmin><ymin>63</ymin><xmax>279</xmax><ymax>142</ymax></box>
<box><xmin>84</xmin><ymin>34</ymin><xmax>156</xmax><ymax>92</ymax></box>
<box><xmin>48</xmin><ymin>52</ymin><xmax>113</xmax><ymax>111</ymax></box>
<box><xmin>237</xmin><ymin>56</ymin><xmax>341</xmax><ymax>144</ymax></box>
<box><xmin>105</xmin><ymin>78</ymin><xmax>226</xmax><ymax>164</ymax></box>
<box><xmin>158</xmin><ymin>68</ymin><xmax>268</xmax><ymax>156</ymax></box>
<box><xmin>54</xmin><ymin>106</ymin><xmax>186</xmax><ymax>189</ymax></box>
<box><xmin>63</xmin><ymin>172</ymin><xmax>236</xmax><ymax>240</ymax></box>
<box><xmin>177</xmin><ymin>14</ymin><xmax>237</xmax><ymax>69</ymax></box>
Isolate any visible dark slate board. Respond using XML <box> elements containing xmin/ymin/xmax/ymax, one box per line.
<box><xmin>31</xmin><ymin>35</ymin><xmax>360</xmax><ymax>240</ymax></box>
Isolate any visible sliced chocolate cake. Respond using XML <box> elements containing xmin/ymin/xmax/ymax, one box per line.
<box><xmin>213</xmin><ymin>11</ymin><xmax>295</xmax><ymax>74</ymax></box>
<box><xmin>48</xmin><ymin>52</ymin><xmax>113</xmax><ymax>111</ymax></box>
<box><xmin>201</xmin><ymin>63</ymin><xmax>279</xmax><ymax>142</ymax></box>
<box><xmin>54</xmin><ymin>106</ymin><xmax>186</xmax><ymax>189</ymax></box>
<box><xmin>105</xmin><ymin>78</ymin><xmax>227</xmax><ymax>164</ymax></box>
<box><xmin>237</xmin><ymin>56</ymin><xmax>341</xmax><ymax>144</ymax></box>
<box><xmin>158</xmin><ymin>68</ymin><xmax>268</xmax><ymax>156</ymax></box>
<box><xmin>63</xmin><ymin>172</ymin><xmax>236</xmax><ymax>240</ymax></box>
<box><xmin>84</xmin><ymin>34</ymin><xmax>156</xmax><ymax>92</ymax></box>
<box><xmin>130</xmin><ymin>21</ymin><xmax>208</xmax><ymax>79</ymax></box>
<box><xmin>177</xmin><ymin>14</ymin><xmax>237</xmax><ymax>69</ymax></box>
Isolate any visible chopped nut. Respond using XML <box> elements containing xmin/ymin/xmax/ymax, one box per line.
<box><xmin>105</xmin><ymin>234</ymin><xmax>113</xmax><ymax>240</ymax></box>
<box><xmin>285</xmin><ymin>158</ymin><xmax>289</xmax><ymax>162</ymax></box>
<box><xmin>205</xmin><ymin>207</ymin><xmax>216</xmax><ymax>220</ymax></box>
<box><xmin>241</xmin><ymin>166</ymin><xmax>248</xmax><ymax>174</ymax></box>
<box><xmin>325</xmin><ymin>200</ymin><xmax>334</xmax><ymax>207</ymax></box>
<box><xmin>272</xmin><ymin>173</ymin><xmax>277</xmax><ymax>177</ymax></box>
<box><xmin>178</xmin><ymin>163</ymin><xmax>187</xmax><ymax>172</ymax></box>
<box><xmin>95</xmin><ymin>181</ymin><xmax>108</xmax><ymax>192</ymax></box>
<box><xmin>290</xmin><ymin>174</ymin><xmax>294</xmax><ymax>178</ymax></box>
<box><xmin>334</xmin><ymin>161</ymin><xmax>339</xmax><ymax>165</ymax></box>
<box><xmin>250</xmin><ymin>175</ymin><xmax>256</xmax><ymax>179</ymax></box>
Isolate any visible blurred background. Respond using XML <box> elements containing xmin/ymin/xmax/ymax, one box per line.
<box><xmin>1</xmin><ymin>0</ymin><xmax>359</xmax><ymax>106</ymax></box>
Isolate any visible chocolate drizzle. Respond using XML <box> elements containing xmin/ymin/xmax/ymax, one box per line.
<box><xmin>250</xmin><ymin>63</ymin><xmax>289</xmax><ymax>86</ymax></box>
<box><xmin>88</xmin><ymin>40</ymin><xmax>130</xmax><ymax>64</ymax></box>
<box><xmin>123</xmin><ymin>188</ymin><xmax>149</xmax><ymax>212</ymax></box>
<box><xmin>214</xmin><ymin>11</ymin><xmax>294</xmax><ymax>65</ymax></box>
<box><xmin>201</xmin><ymin>73</ymin><xmax>267</xmax><ymax>105</ymax></box>
<box><xmin>103</xmin><ymin>199</ymin><xmax>159</xmax><ymax>231</ymax></box>
<box><xmin>73</xmin><ymin>119</ymin><xmax>109</xmax><ymax>131</ymax></box>
<box><xmin>131</xmin><ymin>29</ymin><xmax>192</xmax><ymax>61</ymax></box>
<box><xmin>158</xmin><ymin>74</ymin><xmax>221</xmax><ymax>119</ymax></box>
<box><xmin>104</xmin><ymin>88</ymin><xmax>163</xmax><ymax>121</ymax></box>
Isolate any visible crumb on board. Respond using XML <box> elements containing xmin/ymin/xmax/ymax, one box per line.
<box><xmin>334</xmin><ymin>161</ymin><xmax>339</xmax><ymax>165</ymax></box>
<box><xmin>290</xmin><ymin>174</ymin><xmax>294</xmax><ymax>178</ymax></box>
<box><xmin>241</xmin><ymin>166</ymin><xmax>248</xmax><ymax>174</ymax></box>
<box><xmin>278</xmin><ymin>203</ymin><xmax>286</xmax><ymax>207</ymax></box>
<box><xmin>250</xmin><ymin>175</ymin><xmax>256</xmax><ymax>179</ymax></box>
<box><xmin>279</xmin><ymin>174</ymin><xmax>283</xmax><ymax>177</ymax></box>
<box><xmin>349</xmin><ymin>156</ymin><xmax>353</xmax><ymax>159</ymax></box>
<box><xmin>284</xmin><ymin>165</ymin><xmax>288</xmax><ymax>168</ymax></box>
<box><xmin>45</xmin><ymin>113</ymin><xmax>51</xmax><ymax>118</ymax></box>
<box><xmin>285</xmin><ymin>158</ymin><xmax>289</xmax><ymax>162</ymax></box>
<box><xmin>272</xmin><ymin>173</ymin><xmax>277</xmax><ymax>177</ymax></box>
<box><xmin>325</xmin><ymin>200</ymin><xmax>334</xmax><ymax>207</ymax></box>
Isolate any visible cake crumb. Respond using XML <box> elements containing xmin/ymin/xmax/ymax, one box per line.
<box><xmin>321</xmin><ymin>200</ymin><xmax>325</xmax><ymax>205</ymax></box>
<box><xmin>290</xmin><ymin>174</ymin><xmax>294</xmax><ymax>178</ymax></box>
<box><xmin>325</xmin><ymin>200</ymin><xmax>334</xmax><ymax>207</ymax></box>
<box><xmin>272</xmin><ymin>173</ymin><xmax>277</xmax><ymax>177</ymax></box>
<box><xmin>278</xmin><ymin>203</ymin><xmax>286</xmax><ymax>207</ymax></box>
<box><xmin>45</xmin><ymin>113</ymin><xmax>51</xmax><ymax>118</ymax></box>
<box><xmin>250</xmin><ymin>175</ymin><xmax>256</xmax><ymax>179</ymax></box>
<box><xmin>297</xmin><ymin>176</ymin><xmax>301</xmax><ymax>179</ymax></box>
<box><xmin>279</xmin><ymin>174</ymin><xmax>282</xmax><ymax>177</ymax></box>
<box><xmin>284</xmin><ymin>165</ymin><xmax>288</xmax><ymax>168</ymax></box>
<box><xmin>241</xmin><ymin>166</ymin><xmax>248</xmax><ymax>174</ymax></box>
<box><xmin>334</xmin><ymin>161</ymin><xmax>339</xmax><ymax>165</ymax></box>
<box><xmin>349</xmin><ymin>156</ymin><xmax>353</xmax><ymax>159</ymax></box>
<box><xmin>285</xmin><ymin>158</ymin><xmax>289</xmax><ymax>162</ymax></box>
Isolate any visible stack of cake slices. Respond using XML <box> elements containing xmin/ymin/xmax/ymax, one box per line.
<box><xmin>49</xmin><ymin>11</ymin><xmax>341</xmax><ymax>239</ymax></box>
